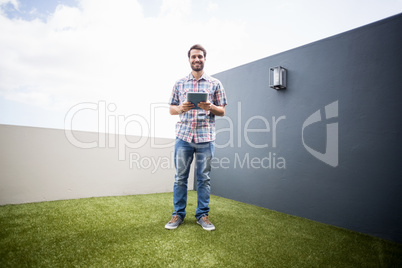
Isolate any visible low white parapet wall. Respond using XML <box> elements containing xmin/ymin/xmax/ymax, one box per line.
<box><xmin>0</xmin><ymin>124</ymin><xmax>191</xmax><ymax>205</ymax></box>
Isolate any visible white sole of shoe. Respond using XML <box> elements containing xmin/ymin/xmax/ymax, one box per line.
<box><xmin>197</xmin><ymin>221</ymin><xmax>215</xmax><ymax>231</ymax></box>
<box><xmin>165</xmin><ymin>225</ymin><xmax>179</xmax><ymax>230</ymax></box>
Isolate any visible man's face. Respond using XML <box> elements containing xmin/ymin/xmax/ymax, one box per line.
<box><xmin>189</xmin><ymin>49</ymin><xmax>205</xmax><ymax>72</ymax></box>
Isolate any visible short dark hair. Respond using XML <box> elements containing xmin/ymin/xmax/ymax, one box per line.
<box><xmin>188</xmin><ymin>44</ymin><xmax>207</xmax><ymax>58</ymax></box>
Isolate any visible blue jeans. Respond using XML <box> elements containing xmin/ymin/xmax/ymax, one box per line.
<box><xmin>172</xmin><ymin>138</ymin><xmax>215</xmax><ymax>220</ymax></box>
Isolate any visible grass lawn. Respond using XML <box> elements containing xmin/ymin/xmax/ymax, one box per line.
<box><xmin>0</xmin><ymin>191</ymin><xmax>401</xmax><ymax>267</ymax></box>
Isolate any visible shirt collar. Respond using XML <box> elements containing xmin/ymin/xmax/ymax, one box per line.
<box><xmin>186</xmin><ymin>72</ymin><xmax>211</xmax><ymax>82</ymax></box>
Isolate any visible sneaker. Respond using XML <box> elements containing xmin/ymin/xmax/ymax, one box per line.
<box><xmin>165</xmin><ymin>215</ymin><xmax>183</xmax><ymax>230</ymax></box>
<box><xmin>197</xmin><ymin>215</ymin><xmax>215</xmax><ymax>231</ymax></box>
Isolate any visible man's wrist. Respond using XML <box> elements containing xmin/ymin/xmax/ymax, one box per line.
<box><xmin>178</xmin><ymin>105</ymin><xmax>184</xmax><ymax>114</ymax></box>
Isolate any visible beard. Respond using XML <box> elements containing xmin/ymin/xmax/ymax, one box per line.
<box><xmin>191</xmin><ymin>62</ymin><xmax>204</xmax><ymax>72</ymax></box>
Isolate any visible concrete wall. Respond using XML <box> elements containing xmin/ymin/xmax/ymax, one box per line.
<box><xmin>211</xmin><ymin>14</ymin><xmax>402</xmax><ymax>243</ymax></box>
<box><xmin>0</xmin><ymin>124</ymin><xmax>184</xmax><ymax>205</ymax></box>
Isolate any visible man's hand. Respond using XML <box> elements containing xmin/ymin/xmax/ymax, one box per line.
<box><xmin>199</xmin><ymin>101</ymin><xmax>226</xmax><ymax>116</ymax></box>
<box><xmin>198</xmin><ymin>101</ymin><xmax>211</xmax><ymax>111</ymax></box>
<box><xmin>170</xmin><ymin>101</ymin><xmax>225</xmax><ymax>116</ymax></box>
<box><xmin>170</xmin><ymin>102</ymin><xmax>194</xmax><ymax>115</ymax></box>
<box><xmin>181</xmin><ymin>101</ymin><xmax>195</xmax><ymax>112</ymax></box>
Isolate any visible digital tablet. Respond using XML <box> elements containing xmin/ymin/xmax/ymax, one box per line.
<box><xmin>186</xmin><ymin>92</ymin><xmax>208</xmax><ymax>110</ymax></box>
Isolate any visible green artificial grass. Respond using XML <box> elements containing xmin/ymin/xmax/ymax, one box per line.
<box><xmin>0</xmin><ymin>191</ymin><xmax>401</xmax><ymax>267</ymax></box>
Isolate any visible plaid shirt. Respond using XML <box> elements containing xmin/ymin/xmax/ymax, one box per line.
<box><xmin>169</xmin><ymin>73</ymin><xmax>227</xmax><ymax>143</ymax></box>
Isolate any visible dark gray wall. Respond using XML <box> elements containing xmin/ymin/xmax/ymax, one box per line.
<box><xmin>211</xmin><ymin>14</ymin><xmax>402</xmax><ymax>243</ymax></box>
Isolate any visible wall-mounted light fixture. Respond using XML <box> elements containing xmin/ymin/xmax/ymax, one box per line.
<box><xmin>269</xmin><ymin>66</ymin><xmax>287</xmax><ymax>90</ymax></box>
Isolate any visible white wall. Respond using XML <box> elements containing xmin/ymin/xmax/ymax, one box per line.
<box><xmin>0</xmin><ymin>124</ymin><xmax>193</xmax><ymax>205</ymax></box>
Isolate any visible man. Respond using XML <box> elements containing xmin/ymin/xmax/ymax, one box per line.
<box><xmin>165</xmin><ymin>44</ymin><xmax>227</xmax><ymax>231</ymax></box>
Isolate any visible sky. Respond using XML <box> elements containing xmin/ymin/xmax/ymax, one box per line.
<box><xmin>1</xmin><ymin>0</ymin><xmax>402</xmax><ymax>139</ymax></box>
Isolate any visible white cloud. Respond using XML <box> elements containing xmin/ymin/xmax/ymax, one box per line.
<box><xmin>0</xmin><ymin>0</ymin><xmax>251</xmax><ymax>137</ymax></box>
<box><xmin>207</xmin><ymin>2</ymin><xmax>219</xmax><ymax>12</ymax></box>
<box><xmin>160</xmin><ymin>0</ymin><xmax>191</xmax><ymax>18</ymax></box>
